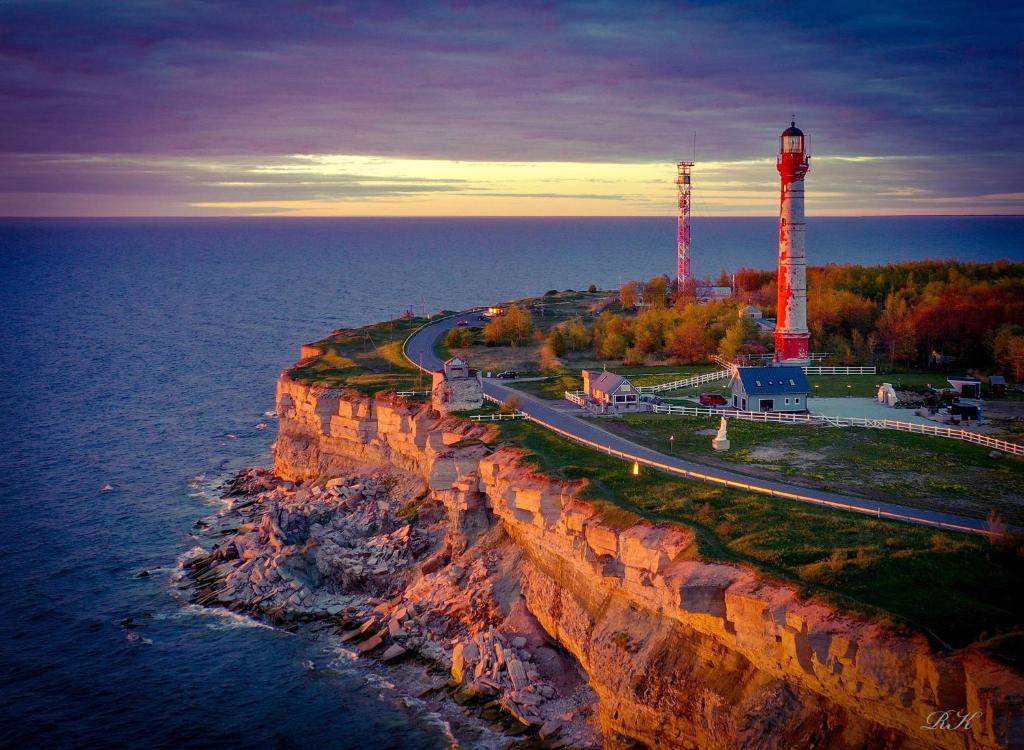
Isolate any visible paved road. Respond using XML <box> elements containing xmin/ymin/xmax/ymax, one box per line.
<box><xmin>404</xmin><ymin>311</ymin><xmax>999</xmax><ymax>537</ymax></box>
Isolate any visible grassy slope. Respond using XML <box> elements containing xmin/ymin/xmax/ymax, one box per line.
<box><xmin>491</xmin><ymin>419</ymin><xmax>1024</xmax><ymax>661</ymax></box>
<box><xmin>288</xmin><ymin>316</ymin><xmax>435</xmax><ymax>393</ymax></box>
<box><xmin>604</xmin><ymin>413</ymin><xmax>1024</xmax><ymax>525</ymax></box>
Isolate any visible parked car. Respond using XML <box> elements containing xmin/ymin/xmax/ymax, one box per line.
<box><xmin>455</xmin><ymin>319</ymin><xmax>469</xmax><ymax>327</ymax></box>
<box><xmin>699</xmin><ymin>392</ymin><xmax>728</xmax><ymax>406</ymax></box>
<box><xmin>477</xmin><ymin>314</ymin><xmax>488</xmax><ymax>321</ymax></box>
<box><xmin>496</xmin><ymin>370</ymin><xmax>518</xmax><ymax>379</ymax></box>
<box><xmin>640</xmin><ymin>394</ymin><xmax>664</xmax><ymax>405</ymax></box>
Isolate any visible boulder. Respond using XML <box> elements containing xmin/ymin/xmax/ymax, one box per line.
<box><xmin>539</xmin><ymin>720</ymin><xmax>563</xmax><ymax>741</ymax></box>
<box><xmin>357</xmin><ymin>631</ymin><xmax>385</xmax><ymax>653</ymax></box>
<box><xmin>451</xmin><ymin>642</ymin><xmax>467</xmax><ymax>682</ymax></box>
<box><xmin>380</xmin><ymin>644</ymin><xmax>407</xmax><ymax>663</ymax></box>
<box><xmin>506</xmin><ymin>658</ymin><xmax>528</xmax><ymax>690</ymax></box>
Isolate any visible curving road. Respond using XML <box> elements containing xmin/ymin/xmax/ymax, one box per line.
<box><xmin>405</xmin><ymin>311</ymin><xmax>1000</xmax><ymax>537</ymax></box>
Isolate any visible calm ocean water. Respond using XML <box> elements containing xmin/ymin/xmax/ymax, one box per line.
<box><xmin>1</xmin><ymin>216</ymin><xmax>1021</xmax><ymax>749</ymax></box>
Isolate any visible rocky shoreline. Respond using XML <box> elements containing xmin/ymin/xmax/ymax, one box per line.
<box><xmin>182</xmin><ymin>466</ymin><xmax>601</xmax><ymax>749</ymax></box>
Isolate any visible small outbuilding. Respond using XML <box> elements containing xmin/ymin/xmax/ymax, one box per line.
<box><xmin>730</xmin><ymin>365</ymin><xmax>810</xmax><ymax>412</ymax></box>
<box><xmin>739</xmin><ymin>304</ymin><xmax>763</xmax><ymax>321</ymax></box>
<box><xmin>947</xmin><ymin>376</ymin><xmax>982</xmax><ymax>400</ymax></box>
<box><xmin>582</xmin><ymin>370</ymin><xmax>640</xmax><ymax>413</ymax></box>
<box><xmin>432</xmin><ymin>356</ymin><xmax>483</xmax><ymax>415</ymax></box>
<box><xmin>989</xmin><ymin>375</ymin><xmax>1007</xmax><ymax>398</ymax></box>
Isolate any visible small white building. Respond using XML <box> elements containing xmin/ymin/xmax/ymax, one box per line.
<box><xmin>432</xmin><ymin>356</ymin><xmax>483</xmax><ymax>415</ymax></box>
<box><xmin>729</xmin><ymin>365</ymin><xmax>810</xmax><ymax>412</ymax></box>
<box><xmin>739</xmin><ymin>304</ymin><xmax>763</xmax><ymax>321</ymax></box>
<box><xmin>582</xmin><ymin>370</ymin><xmax>640</xmax><ymax>413</ymax></box>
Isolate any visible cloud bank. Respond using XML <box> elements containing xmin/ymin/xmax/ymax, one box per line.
<box><xmin>1</xmin><ymin>1</ymin><xmax>1020</xmax><ymax>215</ymax></box>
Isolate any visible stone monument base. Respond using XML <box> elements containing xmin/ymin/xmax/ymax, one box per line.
<box><xmin>712</xmin><ymin>437</ymin><xmax>730</xmax><ymax>451</ymax></box>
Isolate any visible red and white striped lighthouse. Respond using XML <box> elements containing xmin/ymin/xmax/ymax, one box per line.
<box><xmin>774</xmin><ymin>121</ymin><xmax>811</xmax><ymax>364</ymax></box>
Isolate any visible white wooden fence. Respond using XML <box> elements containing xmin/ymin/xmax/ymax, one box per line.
<box><xmin>637</xmin><ymin>368</ymin><xmax>733</xmax><ymax>393</ymax></box>
<box><xmin>565</xmin><ymin>390</ymin><xmax>587</xmax><ymax>407</ymax></box>
<box><xmin>745</xmin><ymin>352</ymin><xmax>832</xmax><ymax>363</ymax></box>
<box><xmin>717</xmin><ymin>354</ymin><xmax>876</xmax><ymax>376</ymax></box>
<box><xmin>396</xmin><ymin>390</ymin><xmax>432</xmax><ymax>397</ymax></box>
<box><xmin>649</xmin><ymin>404</ymin><xmax>1024</xmax><ymax>456</ymax></box>
<box><xmin>469</xmin><ymin>411</ymin><xmax>528</xmax><ymax>421</ymax></box>
<box><xmin>804</xmin><ymin>366</ymin><xmax>877</xmax><ymax>375</ymax></box>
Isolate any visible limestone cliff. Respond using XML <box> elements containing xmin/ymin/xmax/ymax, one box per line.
<box><xmin>274</xmin><ymin>374</ymin><xmax>1024</xmax><ymax>749</ymax></box>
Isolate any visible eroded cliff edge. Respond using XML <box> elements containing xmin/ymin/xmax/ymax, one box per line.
<box><xmin>272</xmin><ymin>374</ymin><xmax>1023</xmax><ymax>749</ymax></box>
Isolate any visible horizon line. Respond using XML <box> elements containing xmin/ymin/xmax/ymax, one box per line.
<box><xmin>2</xmin><ymin>213</ymin><xmax>1022</xmax><ymax>220</ymax></box>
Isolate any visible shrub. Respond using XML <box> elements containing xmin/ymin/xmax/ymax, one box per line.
<box><xmin>500</xmin><ymin>395</ymin><xmax>522</xmax><ymax>414</ymax></box>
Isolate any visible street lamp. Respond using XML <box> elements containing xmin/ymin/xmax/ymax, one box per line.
<box><xmin>669</xmin><ymin>435</ymin><xmax>675</xmax><ymax>453</ymax></box>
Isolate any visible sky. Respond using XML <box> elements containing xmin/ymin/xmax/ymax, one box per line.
<box><xmin>1</xmin><ymin>1</ymin><xmax>1022</xmax><ymax>217</ymax></box>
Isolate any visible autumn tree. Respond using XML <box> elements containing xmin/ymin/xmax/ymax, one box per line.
<box><xmin>718</xmin><ymin>318</ymin><xmax>749</xmax><ymax>362</ymax></box>
<box><xmin>547</xmin><ymin>328</ymin><xmax>567</xmax><ymax>357</ymax></box>
<box><xmin>645</xmin><ymin>275</ymin><xmax>669</xmax><ymax>309</ymax></box>
<box><xmin>993</xmin><ymin>325</ymin><xmax>1024</xmax><ymax>381</ymax></box>
<box><xmin>562</xmin><ymin>317</ymin><xmax>590</xmax><ymax>351</ymax></box>
<box><xmin>665</xmin><ymin>319</ymin><xmax>707</xmax><ymax>363</ymax></box>
<box><xmin>619</xmin><ymin>281</ymin><xmax>638</xmax><ymax>310</ymax></box>
<box><xmin>444</xmin><ymin>327</ymin><xmax>474</xmax><ymax>348</ymax></box>
<box><xmin>483</xmin><ymin>305</ymin><xmax>534</xmax><ymax>347</ymax></box>
<box><xmin>876</xmin><ymin>293</ymin><xmax>917</xmax><ymax>365</ymax></box>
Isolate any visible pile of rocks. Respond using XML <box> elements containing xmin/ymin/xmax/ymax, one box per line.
<box><xmin>183</xmin><ymin>467</ymin><xmax>598</xmax><ymax>747</ymax></box>
<box><xmin>450</xmin><ymin>628</ymin><xmax>558</xmax><ymax>730</ymax></box>
<box><xmin>186</xmin><ymin>470</ymin><xmax>416</xmax><ymax>620</ymax></box>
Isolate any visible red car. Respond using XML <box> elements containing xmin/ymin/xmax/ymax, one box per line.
<box><xmin>699</xmin><ymin>392</ymin><xmax>728</xmax><ymax>406</ymax></box>
<box><xmin>455</xmin><ymin>319</ymin><xmax>469</xmax><ymax>327</ymax></box>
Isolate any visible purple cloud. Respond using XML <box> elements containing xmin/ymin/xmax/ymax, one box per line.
<box><xmin>0</xmin><ymin>1</ymin><xmax>1021</xmax><ymax>214</ymax></box>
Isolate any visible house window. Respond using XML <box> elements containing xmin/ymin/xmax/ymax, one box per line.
<box><xmin>795</xmin><ymin>397</ymin><xmax>800</xmax><ymax>404</ymax></box>
<box><xmin>614</xmin><ymin>395</ymin><xmax>626</xmax><ymax>403</ymax></box>
<box><xmin>785</xmin><ymin>398</ymin><xmax>790</xmax><ymax>404</ymax></box>
<box><xmin>626</xmin><ymin>394</ymin><xmax>636</xmax><ymax>401</ymax></box>
<box><xmin>755</xmin><ymin>380</ymin><xmax>762</xmax><ymax>387</ymax></box>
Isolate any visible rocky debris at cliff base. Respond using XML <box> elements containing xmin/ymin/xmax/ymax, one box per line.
<box><xmin>184</xmin><ymin>466</ymin><xmax>601</xmax><ymax>748</ymax></box>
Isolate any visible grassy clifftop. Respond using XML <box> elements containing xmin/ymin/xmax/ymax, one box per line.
<box><xmin>287</xmin><ymin>315</ymin><xmax>434</xmax><ymax>394</ymax></box>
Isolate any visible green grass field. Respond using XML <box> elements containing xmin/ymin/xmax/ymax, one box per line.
<box><xmin>604</xmin><ymin>413</ymin><xmax>1024</xmax><ymax>525</ymax></box>
<box><xmin>490</xmin><ymin>419</ymin><xmax>1024</xmax><ymax>662</ymax></box>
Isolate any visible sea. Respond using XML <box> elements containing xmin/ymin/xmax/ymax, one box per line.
<box><xmin>1</xmin><ymin>216</ymin><xmax>1021</xmax><ymax>749</ymax></box>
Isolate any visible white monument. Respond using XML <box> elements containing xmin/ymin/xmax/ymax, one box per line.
<box><xmin>712</xmin><ymin>417</ymin><xmax>730</xmax><ymax>451</ymax></box>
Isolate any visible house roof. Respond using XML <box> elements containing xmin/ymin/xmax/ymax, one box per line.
<box><xmin>990</xmin><ymin>375</ymin><xmax>1007</xmax><ymax>385</ymax></box>
<box><xmin>445</xmin><ymin>356</ymin><xmax>468</xmax><ymax>367</ymax></box>
<box><xmin>733</xmin><ymin>366</ymin><xmax>810</xmax><ymax>395</ymax></box>
<box><xmin>586</xmin><ymin>370</ymin><xmax>629</xmax><ymax>394</ymax></box>
<box><xmin>948</xmin><ymin>376</ymin><xmax>981</xmax><ymax>384</ymax></box>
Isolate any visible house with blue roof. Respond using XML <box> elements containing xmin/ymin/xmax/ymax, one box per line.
<box><xmin>729</xmin><ymin>365</ymin><xmax>810</xmax><ymax>412</ymax></box>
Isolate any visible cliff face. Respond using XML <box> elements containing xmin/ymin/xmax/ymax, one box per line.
<box><xmin>275</xmin><ymin>375</ymin><xmax>1024</xmax><ymax>750</ymax></box>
